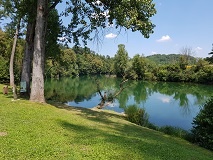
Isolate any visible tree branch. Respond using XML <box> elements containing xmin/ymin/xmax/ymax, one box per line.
<box><xmin>49</xmin><ymin>0</ymin><xmax>61</xmax><ymax>10</ymax></box>
<box><xmin>95</xmin><ymin>78</ymin><xmax>105</xmax><ymax>101</ymax></box>
<box><xmin>113</xmin><ymin>79</ymin><xmax>129</xmax><ymax>98</ymax></box>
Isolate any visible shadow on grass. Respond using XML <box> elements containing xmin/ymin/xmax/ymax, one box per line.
<box><xmin>57</xmin><ymin>119</ymin><xmax>164</xmax><ymax>159</ymax></box>
<box><xmin>49</xmin><ymin>101</ymin><xmax>125</xmax><ymax>124</ymax></box>
<box><xmin>24</xmin><ymin>101</ymin><xmax>212</xmax><ymax>159</ymax></box>
<box><xmin>57</xmin><ymin>118</ymin><xmax>212</xmax><ymax>160</ymax></box>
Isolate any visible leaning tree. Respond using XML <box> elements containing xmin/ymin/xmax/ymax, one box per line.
<box><xmin>0</xmin><ymin>0</ymin><xmax>28</xmax><ymax>98</ymax></box>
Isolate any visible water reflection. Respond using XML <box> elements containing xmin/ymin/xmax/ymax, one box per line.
<box><xmin>45</xmin><ymin>76</ymin><xmax>213</xmax><ymax>130</ymax></box>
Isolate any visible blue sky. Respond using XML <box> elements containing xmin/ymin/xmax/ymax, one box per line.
<box><xmin>57</xmin><ymin>0</ymin><xmax>213</xmax><ymax>58</ymax></box>
<box><xmin>1</xmin><ymin>0</ymin><xmax>212</xmax><ymax>58</ymax></box>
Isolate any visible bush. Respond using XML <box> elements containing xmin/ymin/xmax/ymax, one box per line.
<box><xmin>191</xmin><ymin>97</ymin><xmax>213</xmax><ymax>150</ymax></box>
<box><xmin>159</xmin><ymin>126</ymin><xmax>191</xmax><ymax>140</ymax></box>
<box><xmin>124</xmin><ymin>105</ymin><xmax>192</xmax><ymax>141</ymax></box>
<box><xmin>124</xmin><ymin>105</ymin><xmax>149</xmax><ymax>126</ymax></box>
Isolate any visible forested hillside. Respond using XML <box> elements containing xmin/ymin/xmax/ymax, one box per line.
<box><xmin>146</xmin><ymin>54</ymin><xmax>196</xmax><ymax>65</ymax></box>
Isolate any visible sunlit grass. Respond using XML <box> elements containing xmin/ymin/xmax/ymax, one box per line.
<box><xmin>0</xmin><ymin>84</ymin><xmax>212</xmax><ymax>159</ymax></box>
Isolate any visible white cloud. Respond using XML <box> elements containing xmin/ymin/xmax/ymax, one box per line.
<box><xmin>195</xmin><ymin>47</ymin><xmax>202</xmax><ymax>51</ymax></box>
<box><xmin>151</xmin><ymin>51</ymin><xmax>157</xmax><ymax>55</ymax></box>
<box><xmin>105</xmin><ymin>33</ymin><xmax>117</xmax><ymax>39</ymax></box>
<box><xmin>157</xmin><ymin>35</ymin><xmax>171</xmax><ymax>42</ymax></box>
<box><xmin>158</xmin><ymin>97</ymin><xmax>171</xmax><ymax>103</ymax></box>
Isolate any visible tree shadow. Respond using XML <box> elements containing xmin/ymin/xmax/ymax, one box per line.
<box><xmin>48</xmin><ymin>101</ymin><xmax>212</xmax><ymax>159</ymax></box>
<box><xmin>58</xmin><ymin>119</ymin><xmax>159</xmax><ymax>159</ymax></box>
<box><xmin>57</xmin><ymin>119</ymin><xmax>207</xmax><ymax>160</ymax></box>
<box><xmin>50</xmin><ymin>101</ymin><xmax>125</xmax><ymax>125</ymax></box>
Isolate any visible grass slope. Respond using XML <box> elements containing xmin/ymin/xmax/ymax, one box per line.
<box><xmin>0</xmin><ymin>84</ymin><xmax>212</xmax><ymax>160</ymax></box>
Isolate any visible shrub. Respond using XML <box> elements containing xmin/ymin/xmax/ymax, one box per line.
<box><xmin>159</xmin><ymin>126</ymin><xmax>190</xmax><ymax>139</ymax></box>
<box><xmin>124</xmin><ymin>104</ymin><xmax>149</xmax><ymax>126</ymax></box>
<box><xmin>124</xmin><ymin>105</ymin><xmax>192</xmax><ymax>141</ymax></box>
<box><xmin>191</xmin><ymin>97</ymin><xmax>213</xmax><ymax>150</ymax></box>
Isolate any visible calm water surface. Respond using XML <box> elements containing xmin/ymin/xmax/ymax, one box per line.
<box><xmin>45</xmin><ymin>76</ymin><xmax>213</xmax><ymax>131</ymax></box>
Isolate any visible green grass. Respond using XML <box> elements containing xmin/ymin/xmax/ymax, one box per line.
<box><xmin>0</xmin><ymin>84</ymin><xmax>213</xmax><ymax>160</ymax></box>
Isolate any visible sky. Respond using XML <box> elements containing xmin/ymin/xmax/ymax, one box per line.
<box><xmin>1</xmin><ymin>0</ymin><xmax>212</xmax><ymax>58</ymax></box>
<box><xmin>57</xmin><ymin>0</ymin><xmax>213</xmax><ymax>58</ymax></box>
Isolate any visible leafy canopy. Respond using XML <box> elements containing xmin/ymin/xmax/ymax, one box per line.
<box><xmin>63</xmin><ymin>0</ymin><xmax>156</xmax><ymax>45</ymax></box>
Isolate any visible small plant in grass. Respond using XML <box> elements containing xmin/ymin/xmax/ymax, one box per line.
<box><xmin>191</xmin><ymin>97</ymin><xmax>213</xmax><ymax>151</ymax></box>
<box><xmin>124</xmin><ymin>104</ymin><xmax>149</xmax><ymax>126</ymax></box>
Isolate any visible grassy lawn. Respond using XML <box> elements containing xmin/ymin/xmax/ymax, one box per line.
<box><xmin>0</xmin><ymin>84</ymin><xmax>212</xmax><ymax>160</ymax></box>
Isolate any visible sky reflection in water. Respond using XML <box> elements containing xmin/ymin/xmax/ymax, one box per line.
<box><xmin>67</xmin><ymin>92</ymin><xmax>200</xmax><ymax>131</ymax></box>
<box><xmin>45</xmin><ymin>77</ymin><xmax>213</xmax><ymax>131</ymax></box>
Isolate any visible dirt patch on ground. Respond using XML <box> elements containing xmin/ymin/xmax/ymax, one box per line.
<box><xmin>0</xmin><ymin>132</ymin><xmax>7</xmax><ymax>136</ymax></box>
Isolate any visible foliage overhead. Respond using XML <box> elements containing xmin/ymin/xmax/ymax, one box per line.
<box><xmin>63</xmin><ymin>0</ymin><xmax>156</xmax><ymax>45</ymax></box>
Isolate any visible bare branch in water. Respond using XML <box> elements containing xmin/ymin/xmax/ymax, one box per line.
<box><xmin>95</xmin><ymin>75</ymin><xmax>130</xmax><ymax>109</ymax></box>
<box><xmin>95</xmin><ymin>78</ymin><xmax>104</xmax><ymax>101</ymax></box>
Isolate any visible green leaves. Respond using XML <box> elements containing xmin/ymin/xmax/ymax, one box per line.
<box><xmin>114</xmin><ymin>44</ymin><xmax>129</xmax><ymax>76</ymax></box>
<box><xmin>192</xmin><ymin>97</ymin><xmax>213</xmax><ymax>150</ymax></box>
<box><xmin>64</xmin><ymin>0</ymin><xmax>156</xmax><ymax>45</ymax></box>
<box><xmin>106</xmin><ymin>0</ymin><xmax>156</xmax><ymax>38</ymax></box>
<box><xmin>124</xmin><ymin>104</ymin><xmax>149</xmax><ymax>126</ymax></box>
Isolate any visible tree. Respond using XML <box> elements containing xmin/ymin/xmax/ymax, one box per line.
<box><xmin>0</xmin><ymin>30</ymin><xmax>10</xmax><ymax>82</ymax></box>
<box><xmin>179</xmin><ymin>46</ymin><xmax>195</xmax><ymax>69</ymax></box>
<box><xmin>114</xmin><ymin>44</ymin><xmax>129</xmax><ymax>76</ymax></box>
<box><xmin>191</xmin><ymin>97</ymin><xmax>213</xmax><ymax>150</ymax></box>
<box><xmin>59</xmin><ymin>48</ymin><xmax>77</xmax><ymax>77</ymax></box>
<box><xmin>30</xmin><ymin>0</ymin><xmax>62</xmax><ymax>102</ymax></box>
<box><xmin>9</xmin><ymin>19</ymin><xmax>20</xmax><ymax>99</ymax></box>
<box><xmin>1</xmin><ymin>0</ymin><xmax>156</xmax><ymax>102</ymax></box>
<box><xmin>132</xmin><ymin>54</ymin><xmax>147</xmax><ymax>79</ymax></box>
<box><xmin>205</xmin><ymin>44</ymin><xmax>213</xmax><ymax>64</ymax></box>
<box><xmin>30</xmin><ymin>0</ymin><xmax>47</xmax><ymax>102</ymax></box>
<box><xmin>1</xmin><ymin>0</ymin><xmax>34</xmax><ymax>96</ymax></box>
<box><xmin>1</xmin><ymin>0</ymin><xmax>26</xmax><ymax>98</ymax></box>
<box><xmin>20</xmin><ymin>0</ymin><xmax>37</xmax><ymax>96</ymax></box>
<box><xmin>30</xmin><ymin>0</ymin><xmax>156</xmax><ymax>102</ymax></box>
<box><xmin>20</xmin><ymin>1</ymin><xmax>62</xmax><ymax>96</ymax></box>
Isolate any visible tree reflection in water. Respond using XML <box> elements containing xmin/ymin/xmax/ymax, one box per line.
<box><xmin>45</xmin><ymin>76</ymin><xmax>212</xmax><ymax>108</ymax></box>
<box><xmin>45</xmin><ymin>76</ymin><xmax>213</xmax><ymax>129</ymax></box>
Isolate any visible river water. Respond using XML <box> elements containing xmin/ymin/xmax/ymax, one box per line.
<box><xmin>45</xmin><ymin>76</ymin><xmax>213</xmax><ymax>131</ymax></box>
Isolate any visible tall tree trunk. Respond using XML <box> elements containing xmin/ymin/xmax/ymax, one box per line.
<box><xmin>10</xmin><ymin>19</ymin><xmax>20</xmax><ymax>99</ymax></box>
<box><xmin>30</xmin><ymin>0</ymin><xmax>47</xmax><ymax>102</ymax></box>
<box><xmin>21</xmin><ymin>20</ymin><xmax>35</xmax><ymax>96</ymax></box>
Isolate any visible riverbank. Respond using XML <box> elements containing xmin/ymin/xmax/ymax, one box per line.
<box><xmin>1</xmin><ymin>85</ymin><xmax>213</xmax><ymax>159</ymax></box>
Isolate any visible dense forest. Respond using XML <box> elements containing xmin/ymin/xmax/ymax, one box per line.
<box><xmin>0</xmin><ymin>29</ymin><xmax>213</xmax><ymax>85</ymax></box>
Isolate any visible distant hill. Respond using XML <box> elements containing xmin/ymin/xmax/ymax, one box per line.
<box><xmin>146</xmin><ymin>54</ymin><xmax>196</xmax><ymax>65</ymax></box>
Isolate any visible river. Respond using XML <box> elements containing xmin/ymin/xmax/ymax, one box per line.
<box><xmin>45</xmin><ymin>76</ymin><xmax>213</xmax><ymax>131</ymax></box>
